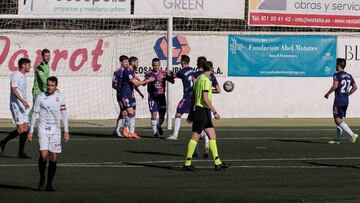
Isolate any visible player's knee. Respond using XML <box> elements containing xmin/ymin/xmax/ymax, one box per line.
<box><xmin>40</xmin><ymin>151</ymin><xmax>49</xmax><ymax>159</ymax></box>
<box><xmin>49</xmin><ymin>153</ymin><xmax>57</xmax><ymax>161</ymax></box>
<box><xmin>191</xmin><ymin>132</ymin><xmax>201</xmax><ymax>141</ymax></box>
<box><xmin>335</xmin><ymin>118</ymin><xmax>342</xmax><ymax>125</ymax></box>
<box><xmin>175</xmin><ymin>113</ymin><xmax>182</xmax><ymax>118</ymax></box>
<box><xmin>128</xmin><ymin>113</ymin><xmax>135</xmax><ymax>118</ymax></box>
<box><xmin>17</xmin><ymin>125</ymin><xmax>27</xmax><ymax>134</ymax></box>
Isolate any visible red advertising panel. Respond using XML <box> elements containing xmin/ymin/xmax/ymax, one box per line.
<box><xmin>249</xmin><ymin>0</ymin><xmax>360</xmax><ymax>29</ymax></box>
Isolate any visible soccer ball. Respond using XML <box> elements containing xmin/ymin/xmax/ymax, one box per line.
<box><xmin>223</xmin><ymin>81</ymin><xmax>234</xmax><ymax>92</ymax></box>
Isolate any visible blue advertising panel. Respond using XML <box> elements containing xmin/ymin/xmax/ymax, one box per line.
<box><xmin>228</xmin><ymin>35</ymin><xmax>337</xmax><ymax>77</ymax></box>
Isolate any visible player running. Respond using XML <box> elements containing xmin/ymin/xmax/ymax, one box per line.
<box><xmin>120</xmin><ymin>56</ymin><xmax>154</xmax><ymax>139</ymax></box>
<box><xmin>325</xmin><ymin>58</ymin><xmax>358</xmax><ymax>144</ymax></box>
<box><xmin>145</xmin><ymin>58</ymin><xmax>175</xmax><ymax>137</ymax></box>
<box><xmin>167</xmin><ymin>55</ymin><xmax>195</xmax><ymax>140</ymax></box>
<box><xmin>28</xmin><ymin>76</ymin><xmax>69</xmax><ymax>191</ymax></box>
<box><xmin>0</xmin><ymin>58</ymin><xmax>32</xmax><ymax>158</ymax></box>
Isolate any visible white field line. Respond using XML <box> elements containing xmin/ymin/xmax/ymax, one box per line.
<box><xmin>1</xmin><ymin>157</ymin><xmax>359</xmax><ymax>168</ymax></box>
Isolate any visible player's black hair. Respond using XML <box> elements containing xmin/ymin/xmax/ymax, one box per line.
<box><xmin>197</xmin><ymin>56</ymin><xmax>207</xmax><ymax>69</ymax></box>
<box><xmin>336</xmin><ymin>58</ymin><xmax>346</xmax><ymax>69</ymax></box>
<box><xmin>129</xmin><ymin>56</ymin><xmax>138</xmax><ymax>64</ymax></box>
<box><xmin>181</xmin><ymin>55</ymin><xmax>190</xmax><ymax>65</ymax></box>
<box><xmin>152</xmin><ymin>58</ymin><xmax>160</xmax><ymax>64</ymax></box>
<box><xmin>119</xmin><ymin>55</ymin><xmax>129</xmax><ymax>62</ymax></box>
<box><xmin>47</xmin><ymin>76</ymin><xmax>58</xmax><ymax>86</ymax></box>
<box><xmin>18</xmin><ymin>58</ymin><xmax>31</xmax><ymax>70</ymax></box>
<box><xmin>204</xmin><ymin>61</ymin><xmax>213</xmax><ymax>72</ymax></box>
<box><xmin>41</xmin><ymin>49</ymin><xmax>50</xmax><ymax>58</ymax></box>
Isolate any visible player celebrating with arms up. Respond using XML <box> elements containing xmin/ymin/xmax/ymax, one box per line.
<box><xmin>145</xmin><ymin>58</ymin><xmax>175</xmax><ymax>137</ymax></box>
<box><xmin>28</xmin><ymin>76</ymin><xmax>69</xmax><ymax>191</ymax></box>
<box><xmin>325</xmin><ymin>58</ymin><xmax>358</xmax><ymax>144</ymax></box>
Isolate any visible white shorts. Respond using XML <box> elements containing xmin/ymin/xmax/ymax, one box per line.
<box><xmin>38</xmin><ymin>128</ymin><xmax>62</xmax><ymax>153</ymax></box>
<box><xmin>10</xmin><ymin>102</ymin><xmax>28</xmax><ymax>124</ymax></box>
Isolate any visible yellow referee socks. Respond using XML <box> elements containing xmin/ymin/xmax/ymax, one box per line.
<box><xmin>209</xmin><ymin>140</ymin><xmax>222</xmax><ymax>165</ymax></box>
<box><xmin>184</xmin><ymin>139</ymin><xmax>197</xmax><ymax>166</ymax></box>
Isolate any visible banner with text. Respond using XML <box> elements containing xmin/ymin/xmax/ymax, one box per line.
<box><xmin>249</xmin><ymin>0</ymin><xmax>360</xmax><ymax>28</ymax></box>
<box><xmin>18</xmin><ymin>0</ymin><xmax>131</xmax><ymax>15</ymax></box>
<box><xmin>338</xmin><ymin>36</ymin><xmax>360</xmax><ymax>77</ymax></box>
<box><xmin>228</xmin><ymin>35</ymin><xmax>336</xmax><ymax>77</ymax></box>
<box><xmin>0</xmin><ymin>32</ymin><xmax>227</xmax><ymax>77</ymax></box>
<box><xmin>0</xmin><ymin>31</ymin><xmax>228</xmax><ymax>120</ymax></box>
<box><xmin>134</xmin><ymin>0</ymin><xmax>245</xmax><ymax>19</ymax></box>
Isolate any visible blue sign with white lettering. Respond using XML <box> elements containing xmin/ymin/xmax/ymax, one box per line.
<box><xmin>228</xmin><ymin>35</ymin><xmax>337</xmax><ymax>77</ymax></box>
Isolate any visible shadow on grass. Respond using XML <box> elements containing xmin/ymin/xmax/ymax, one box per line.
<box><xmin>0</xmin><ymin>184</ymin><xmax>36</xmax><ymax>191</ymax></box>
<box><xmin>305</xmin><ymin>162</ymin><xmax>360</xmax><ymax>169</ymax></box>
<box><xmin>124</xmin><ymin>150</ymin><xmax>183</xmax><ymax>157</ymax></box>
<box><xmin>70</xmin><ymin>132</ymin><xmax>113</xmax><ymax>138</ymax></box>
<box><xmin>0</xmin><ymin>155</ymin><xmax>18</xmax><ymax>159</ymax></box>
<box><xmin>272</xmin><ymin>139</ymin><xmax>326</xmax><ymax>144</ymax></box>
<box><xmin>125</xmin><ymin>162</ymin><xmax>185</xmax><ymax>171</ymax></box>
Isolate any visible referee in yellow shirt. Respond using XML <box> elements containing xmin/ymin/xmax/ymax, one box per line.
<box><xmin>183</xmin><ymin>61</ymin><xmax>229</xmax><ymax>171</ymax></box>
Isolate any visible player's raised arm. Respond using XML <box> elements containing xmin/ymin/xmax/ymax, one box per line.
<box><xmin>165</xmin><ymin>71</ymin><xmax>175</xmax><ymax>84</ymax></box>
<box><xmin>134</xmin><ymin>86</ymin><xmax>144</xmax><ymax>99</ymax></box>
<box><xmin>130</xmin><ymin>76</ymin><xmax>155</xmax><ymax>87</ymax></box>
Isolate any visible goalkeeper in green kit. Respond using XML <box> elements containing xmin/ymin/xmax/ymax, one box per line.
<box><xmin>30</xmin><ymin>49</ymin><xmax>51</xmax><ymax>120</ymax></box>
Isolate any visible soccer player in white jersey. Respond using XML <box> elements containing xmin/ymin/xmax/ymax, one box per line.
<box><xmin>28</xmin><ymin>76</ymin><xmax>70</xmax><ymax>192</ymax></box>
<box><xmin>0</xmin><ymin>58</ymin><xmax>31</xmax><ymax>158</ymax></box>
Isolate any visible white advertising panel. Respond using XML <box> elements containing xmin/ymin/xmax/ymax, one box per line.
<box><xmin>18</xmin><ymin>0</ymin><xmax>131</xmax><ymax>15</ymax></box>
<box><xmin>337</xmin><ymin>36</ymin><xmax>360</xmax><ymax>77</ymax></box>
<box><xmin>134</xmin><ymin>0</ymin><xmax>245</xmax><ymax>19</ymax></box>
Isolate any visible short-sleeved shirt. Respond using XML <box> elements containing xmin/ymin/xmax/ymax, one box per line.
<box><xmin>176</xmin><ymin>67</ymin><xmax>195</xmax><ymax>97</ymax></box>
<box><xmin>194</xmin><ymin>71</ymin><xmax>218</xmax><ymax>88</ymax></box>
<box><xmin>10</xmin><ymin>71</ymin><xmax>27</xmax><ymax>103</ymax></box>
<box><xmin>112</xmin><ymin>67</ymin><xmax>124</xmax><ymax>96</ymax></box>
<box><xmin>333</xmin><ymin>71</ymin><xmax>356</xmax><ymax>106</ymax></box>
<box><xmin>33</xmin><ymin>91</ymin><xmax>66</xmax><ymax>134</ymax></box>
<box><xmin>194</xmin><ymin>74</ymin><xmax>212</xmax><ymax>108</ymax></box>
<box><xmin>120</xmin><ymin>67</ymin><xmax>136</xmax><ymax>99</ymax></box>
<box><xmin>145</xmin><ymin>70</ymin><xmax>174</xmax><ymax>97</ymax></box>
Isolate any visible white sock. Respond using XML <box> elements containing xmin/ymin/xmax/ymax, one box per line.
<box><xmin>129</xmin><ymin>116</ymin><xmax>136</xmax><ymax>134</ymax></box>
<box><xmin>151</xmin><ymin>119</ymin><xmax>158</xmax><ymax>134</ymax></box>
<box><xmin>124</xmin><ymin>116</ymin><xmax>130</xmax><ymax>129</ymax></box>
<box><xmin>115</xmin><ymin>115</ymin><xmax>124</xmax><ymax>132</ymax></box>
<box><xmin>204</xmin><ymin>133</ymin><xmax>209</xmax><ymax>148</ymax></box>
<box><xmin>173</xmin><ymin>117</ymin><xmax>181</xmax><ymax>137</ymax></box>
<box><xmin>339</xmin><ymin>122</ymin><xmax>354</xmax><ymax>137</ymax></box>
<box><xmin>336</xmin><ymin>126</ymin><xmax>343</xmax><ymax>141</ymax></box>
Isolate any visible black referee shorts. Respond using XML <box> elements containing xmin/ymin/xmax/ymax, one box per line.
<box><xmin>192</xmin><ymin>106</ymin><xmax>213</xmax><ymax>134</ymax></box>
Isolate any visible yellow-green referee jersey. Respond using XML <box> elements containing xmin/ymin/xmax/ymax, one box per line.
<box><xmin>194</xmin><ymin>74</ymin><xmax>212</xmax><ymax>108</ymax></box>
